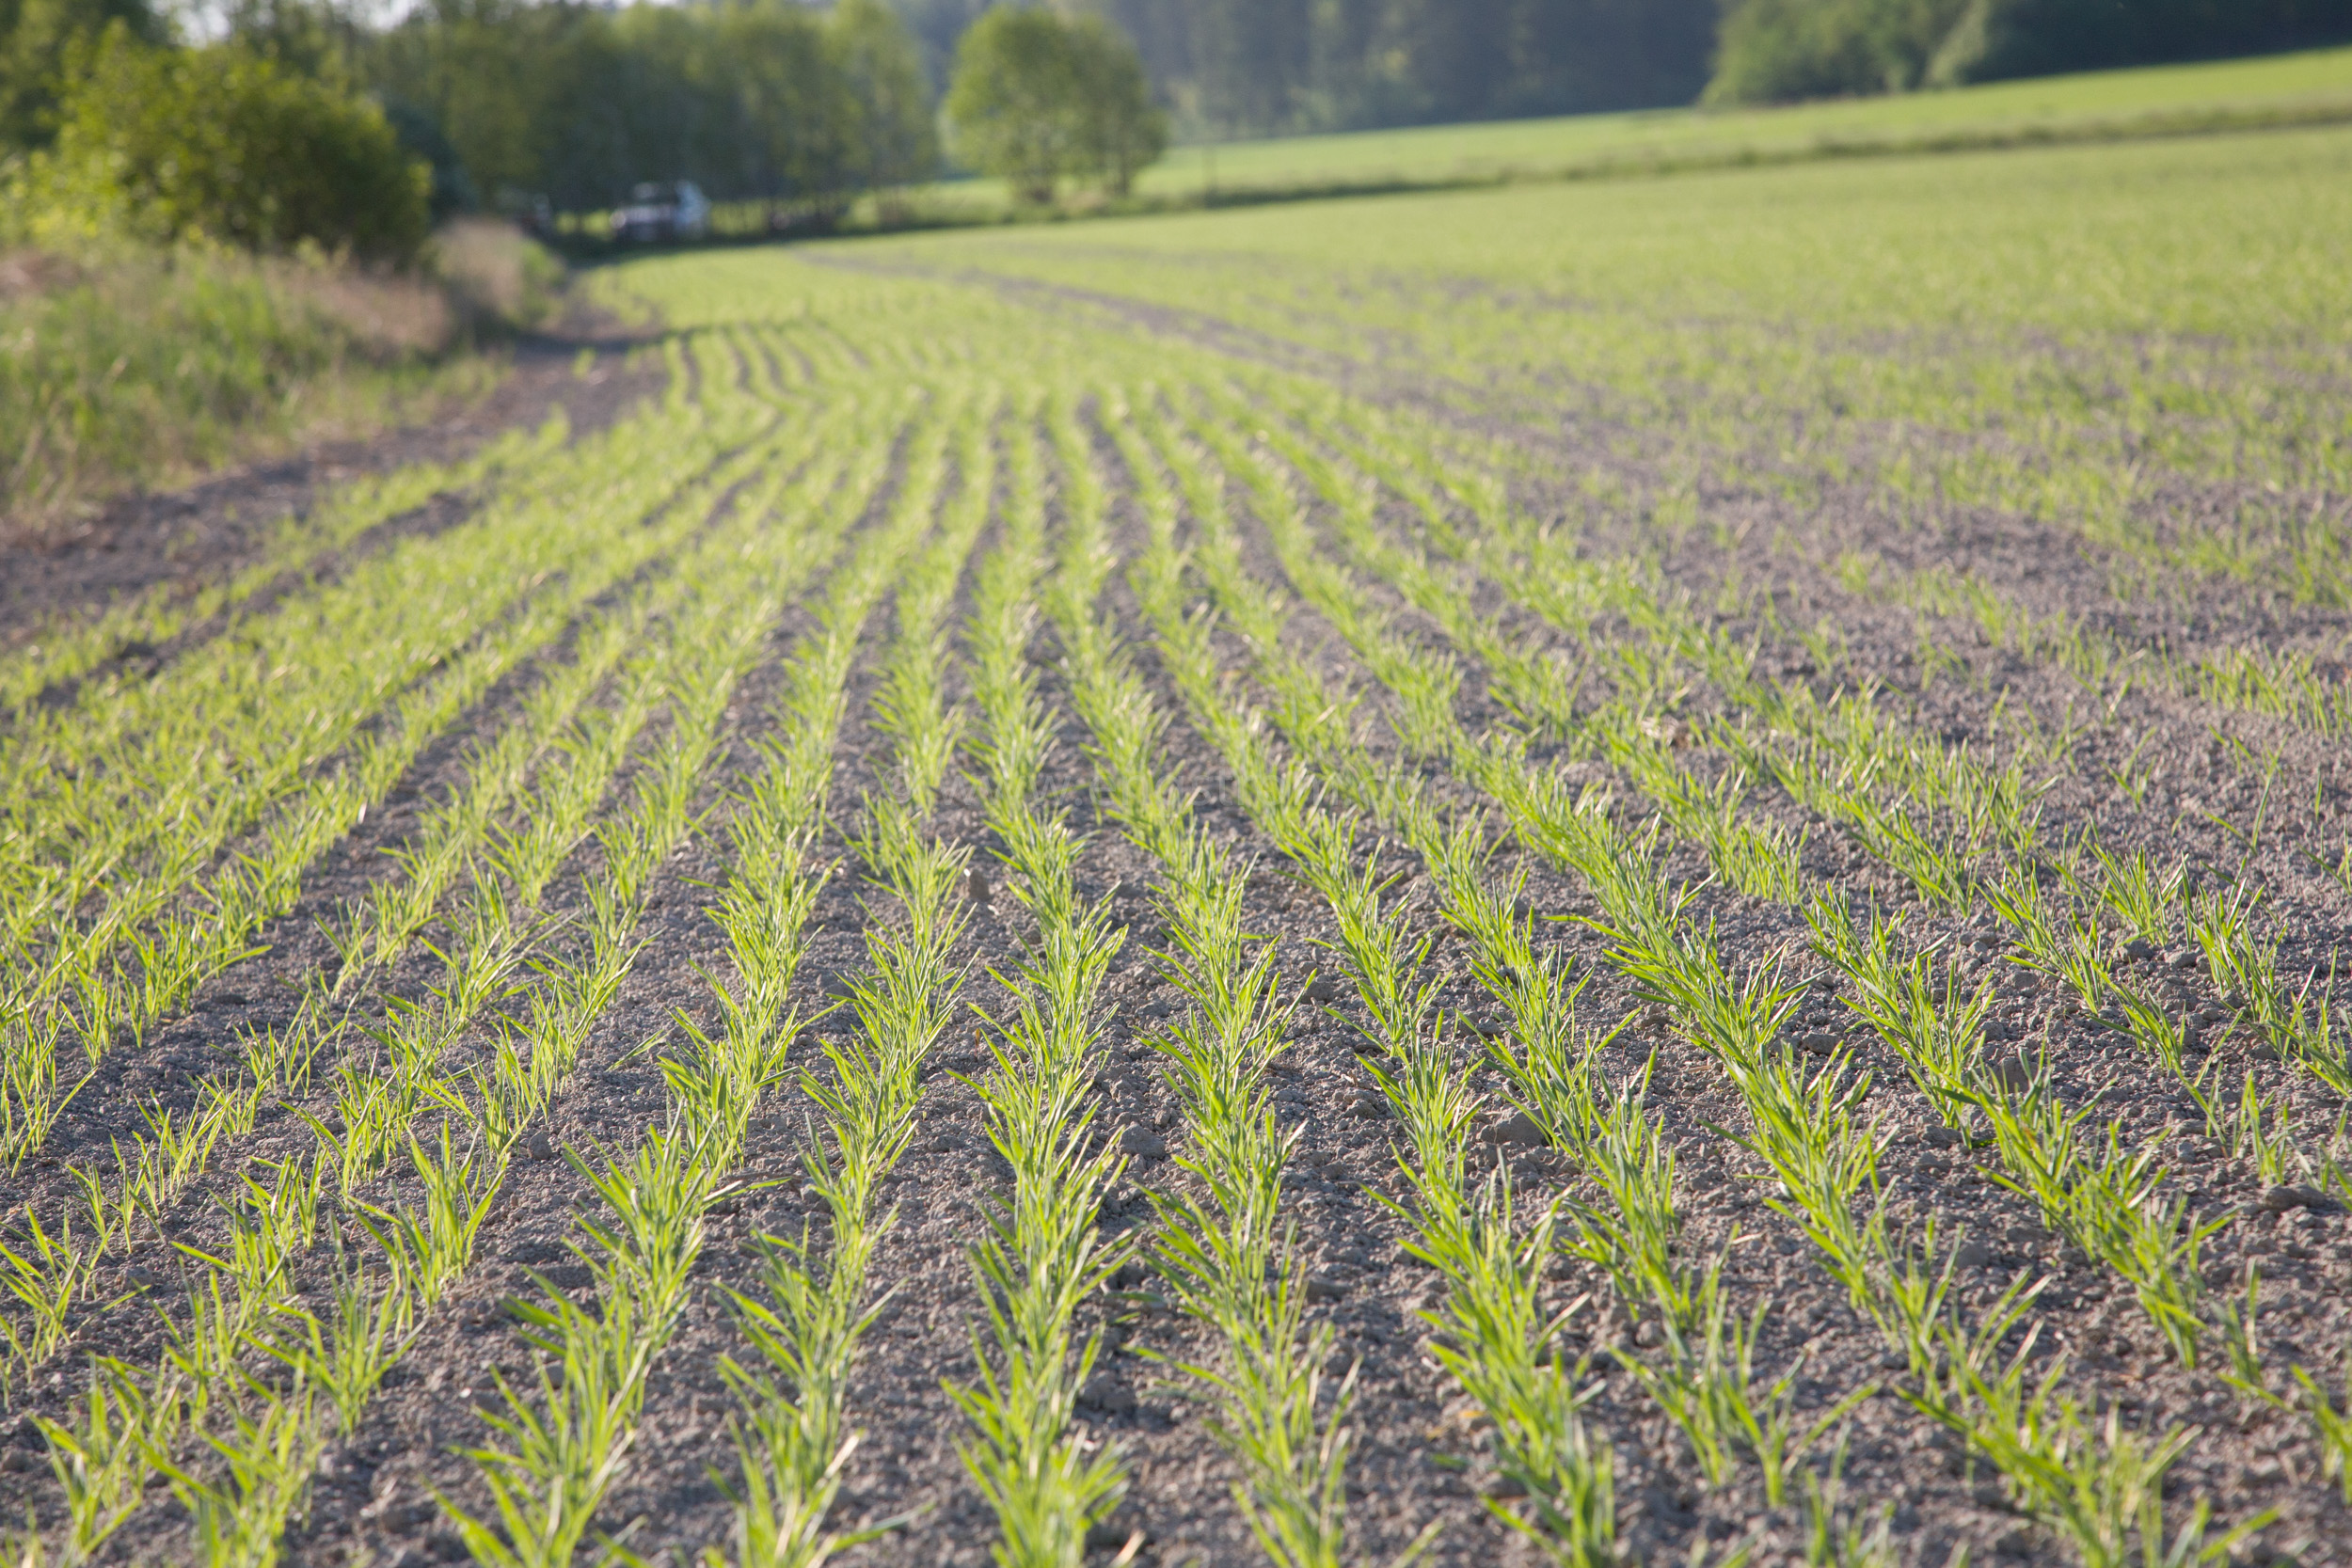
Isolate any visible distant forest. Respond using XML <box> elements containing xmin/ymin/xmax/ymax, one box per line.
<box><xmin>1707</xmin><ymin>0</ymin><xmax>2352</xmax><ymax>106</ymax></box>
<box><xmin>3</xmin><ymin>0</ymin><xmax>2349</xmax><ymax>227</ymax></box>
<box><xmin>895</xmin><ymin>0</ymin><xmax>2352</xmax><ymax>134</ymax></box>
<box><xmin>915</xmin><ymin>0</ymin><xmax>1720</xmax><ymax>134</ymax></box>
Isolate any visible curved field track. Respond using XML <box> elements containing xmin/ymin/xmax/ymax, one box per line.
<box><xmin>3</xmin><ymin>124</ymin><xmax>2351</xmax><ymax>1568</ymax></box>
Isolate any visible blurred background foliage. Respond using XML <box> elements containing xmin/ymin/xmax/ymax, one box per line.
<box><xmin>23</xmin><ymin>25</ymin><xmax>430</xmax><ymax>259</ymax></box>
<box><xmin>1709</xmin><ymin>0</ymin><xmax>2352</xmax><ymax>103</ymax></box>
<box><xmin>944</xmin><ymin>6</ymin><xmax>1165</xmax><ymax>200</ymax></box>
<box><xmin>5</xmin><ymin>0</ymin><xmax>2342</xmax><ymax>256</ymax></box>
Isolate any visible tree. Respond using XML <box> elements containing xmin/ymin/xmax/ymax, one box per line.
<box><xmin>32</xmin><ymin>25</ymin><xmax>431</xmax><ymax>260</ymax></box>
<box><xmin>1926</xmin><ymin>0</ymin><xmax>2352</xmax><ymax>85</ymax></box>
<box><xmin>360</xmin><ymin>0</ymin><xmax>570</xmax><ymax>208</ymax></box>
<box><xmin>1066</xmin><ymin>11</ymin><xmax>1164</xmax><ymax>196</ymax></box>
<box><xmin>945</xmin><ymin>6</ymin><xmax>1083</xmax><ymax>202</ymax></box>
<box><xmin>1174</xmin><ymin>0</ymin><xmax>1309</xmax><ymax>132</ymax></box>
<box><xmin>945</xmin><ymin>5</ymin><xmax>1162</xmax><ymax>203</ymax></box>
<box><xmin>0</xmin><ymin>0</ymin><xmax>164</xmax><ymax>150</ymax></box>
<box><xmin>831</xmin><ymin>0</ymin><xmax>938</xmax><ymax>207</ymax></box>
<box><xmin>219</xmin><ymin>0</ymin><xmax>363</xmax><ymax>80</ymax></box>
<box><xmin>678</xmin><ymin>0</ymin><xmax>861</xmax><ymax>217</ymax></box>
<box><xmin>380</xmin><ymin>96</ymin><xmax>479</xmax><ymax>221</ymax></box>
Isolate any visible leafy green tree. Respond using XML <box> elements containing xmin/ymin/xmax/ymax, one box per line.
<box><xmin>219</xmin><ymin>0</ymin><xmax>360</xmax><ymax>79</ymax></box>
<box><xmin>708</xmin><ymin>0</ymin><xmax>862</xmax><ymax>217</ymax></box>
<box><xmin>1705</xmin><ymin>0</ymin><xmax>1964</xmax><ymax>102</ymax></box>
<box><xmin>945</xmin><ymin>6</ymin><xmax>1162</xmax><ymax>203</ymax></box>
<box><xmin>945</xmin><ymin>6</ymin><xmax>1083</xmax><ymax>202</ymax></box>
<box><xmin>1066</xmin><ymin>11</ymin><xmax>1165</xmax><ymax>196</ymax></box>
<box><xmin>831</xmin><ymin>0</ymin><xmax>939</xmax><ymax>207</ymax></box>
<box><xmin>31</xmin><ymin>25</ymin><xmax>431</xmax><ymax>259</ymax></box>
<box><xmin>360</xmin><ymin>0</ymin><xmax>572</xmax><ymax>208</ymax></box>
<box><xmin>0</xmin><ymin>0</ymin><xmax>164</xmax><ymax>150</ymax></box>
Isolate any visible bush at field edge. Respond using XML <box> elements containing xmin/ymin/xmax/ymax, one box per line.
<box><xmin>0</xmin><ymin>223</ymin><xmax>564</xmax><ymax>531</ymax></box>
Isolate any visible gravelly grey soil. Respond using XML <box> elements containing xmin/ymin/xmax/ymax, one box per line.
<box><xmin>6</xmin><ymin>255</ymin><xmax>2352</xmax><ymax>1568</ymax></box>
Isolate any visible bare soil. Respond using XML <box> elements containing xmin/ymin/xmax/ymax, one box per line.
<box><xmin>5</xmin><ymin>265</ymin><xmax>2350</xmax><ymax>1568</ymax></box>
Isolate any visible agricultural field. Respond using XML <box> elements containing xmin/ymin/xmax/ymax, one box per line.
<box><xmin>4</xmin><ymin>115</ymin><xmax>2352</xmax><ymax>1568</ymax></box>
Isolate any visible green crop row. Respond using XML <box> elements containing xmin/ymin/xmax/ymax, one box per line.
<box><xmin>1194</xmin><ymin>365</ymin><xmax>2348</xmax><ymax>1369</ymax></box>
<box><xmin>1042</xmin><ymin>387</ymin><xmax>1384</xmax><ymax>1568</ymax></box>
<box><xmin>1060</xmin><ymin>358</ymin><xmax>2302</xmax><ymax>1561</ymax></box>
<box><xmin>682</xmin><ymin>377</ymin><xmax>973</xmax><ymax>1568</ymax></box>
<box><xmin>949</xmin><ymin>407</ymin><xmax>1139</xmax><ymax>1564</ymax></box>
<box><xmin>893</xmin><ymin>127</ymin><xmax>2352</xmax><ymax>612</ymax></box>
<box><xmin>3</xmin><ymin>358</ymin><xmax>924</xmax><ymax>1567</ymax></box>
<box><xmin>0</xmin><ymin>412</ymin><xmax>577</xmax><ymax>719</ymax></box>
<box><xmin>0</xmin><ymin>331</ymin><xmax>786</xmax><ymax>1096</ymax></box>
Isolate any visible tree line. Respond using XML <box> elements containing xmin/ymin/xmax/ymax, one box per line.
<box><xmin>4</xmin><ymin>0</ymin><xmax>2348</xmax><ymax>266</ymax></box>
<box><xmin>361</xmin><ymin>0</ymin><xmax>938</xmax><ymax>221</ymax></box>
<box><xmin>890</xmin><ymin>0</ymin><xmax>2350</xmax><ymax>138</ymax></box>
<box><xmin>361</xmin><ymin>0</ymin><xmax>1158</xmax><ymax>216</ymax></box>
<box><xmin>1084</xmin><ymin>0</ymin><xmax>1717</xmax><ymax>135</ymax></box>
<box><xmin>0</xmin><ymin>0</ymin><xmax>1167</xmax><ymax>258</ymax></box>
<box><xmin>1709</xmin><ymin>0</ymin><xmax>2352</xmax><ymax>103</ymax></box>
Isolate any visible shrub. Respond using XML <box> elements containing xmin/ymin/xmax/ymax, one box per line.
<box><xmin>33</xmin><ymin>26</ymin><xmax>431</xmax><ymax>261</ymax></box>
<box><xmin>430</xmin><ymin>217</ymin><xmax>565</xmax><ymax>331</ymax></box>
<box><xmin>0</xmin><ymin>245</ymin><xmax>461</xmax><ymax>526</ymax></box>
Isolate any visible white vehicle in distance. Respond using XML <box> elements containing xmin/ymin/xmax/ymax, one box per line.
<box><xmin>609</xmin><ymin>181</ymin><xmax>710</xmax><ymax>244</ymax></box>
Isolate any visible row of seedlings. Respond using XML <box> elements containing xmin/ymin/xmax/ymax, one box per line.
<box><xmin>715</xmin><ymin>382</ymin><xmax>1004</xmax><ymax>1560</ymax></box>
<box><xmin>1220</xmin><ymin>375</ymin><xmax>2352</xmax><ymax>1403</ymax></box>
<box><xmin>1039</xmin><ymin>391</ymin><xmax>1391</xmax><ymax>1568</ymax></box>
<box><xmin>1119</xmin><ymin>382</ymin><xmax>2273</xmax><ymax>1564</ymax></box>
<box><xmin>0</xmin><ymin>557</ymin><xmax>677</xmax><ymax>1397</ymax></box>
<box><xmin>1240</xmin><ymin>372</ymin><xmax>2185</xmax><ymax>920</ymax></box>
<box><xmin>1112</xmin><ymin>396</ymin><xmax>1638</xmax><ymax>1563</ymax></box>
<box><xmin>0</xmin><ymin>332</ymin><xmax>798</xmax><ymax>1152</ymax></box>
<box><xmin>438</xmin><ymin>383</ymin><xmax>975</xmax><ymax>1568</ymax></box>
<box><xmin>0</xmin><ymin>412</ymin><xmax>575</xmax><ymax>719</ymax></box>
<box><xmin>1194</xmin><ymin>370</ymin><xmax>2315</xmax><ymax>1330</ymax></box>
<box><xmin>1194</xmin><ymin>375</ymin><xmax>2007</xmax><ymax>916</ymax></box>
<box><xmin>0</xmin><ymin>387</ymin><xmax>894</xmax><ymax>1407</ymax></box>
<box><xmin>0</xmin><ymin>319</ymin><xmax>811</xmax><ymax>1041</ymax></box>
<box><xmin>1262</xmin><ymin>363</ymin><xmax>2352</xmax><ymax>768</ymax></box>
<box><xmin>616</xmin><ymin>374</ymin><xmax>992</xmax><ymax>1564</ymax></box>
<box><xmin>639</xmin><ymin>376</ymin><xmax>977</xmax><ymax>1567</ymax></box>
<box><xmin>10</xmin><ymin>404</ymin><xmax>836</xmax><ymax>1374</ymax></box>
<box><xmin>14</xmin><ymin>389</ymin><xmax>903</xmax><ymax>1568</ymax></box>
<box><xmin>0</xmin><ymin>335</ymin><xmax>741</xmax><ymax>993</ymax></box>
<box><xmin>685</xmin><ymin>401</ymin><xmax>966</xmax><ymax>1568</ymax></box>
<box><xmin>949</xmin><ymin>410</ymin><xmax>1140</xmax><ymax>1563</ymax></box>
<box><xmin>1290</xmin><ymin>376</ymin><xmax>2347</xmax><ymax>1107</ymax></box>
